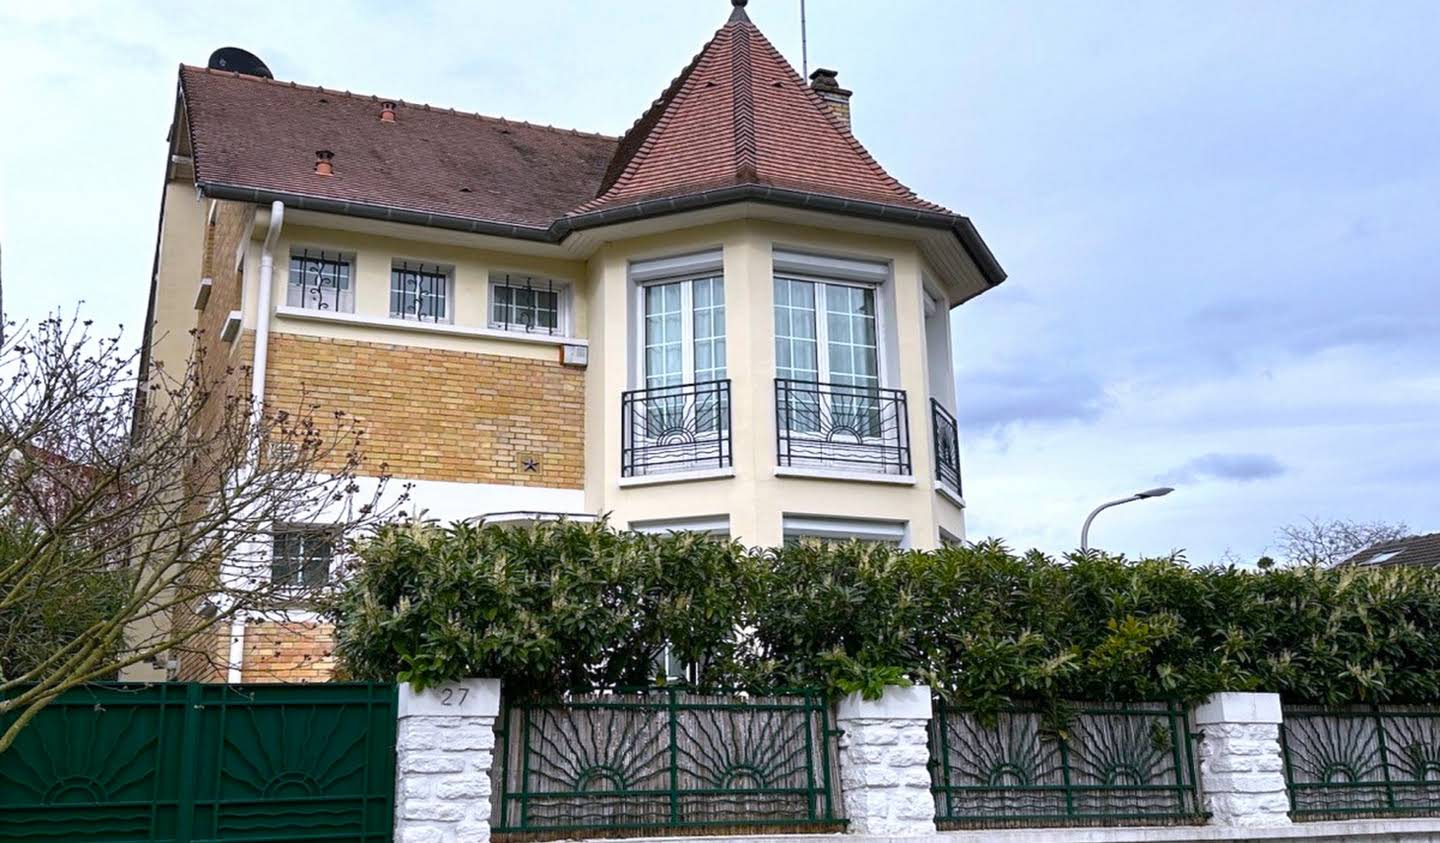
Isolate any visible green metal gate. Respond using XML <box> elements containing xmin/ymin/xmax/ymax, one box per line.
<box><xmin>0</xmin><ymin>682</ymin><xmax>396</xmax><ymax>842</ymax></box>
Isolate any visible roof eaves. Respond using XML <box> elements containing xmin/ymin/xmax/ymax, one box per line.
<box><xmin>198</xmin><ymin>181</ymin><xmax>553</xmax><ymax>242</ymax></box>
<box><xmin>198</xmin><ymin>180</ymin><xmax>1007</xmax><ymax>286</ymax></box>
<box><xmin>564</xmin><ymin>184</ymin><xmax>1007</xmax><ymax>286</ymax></box>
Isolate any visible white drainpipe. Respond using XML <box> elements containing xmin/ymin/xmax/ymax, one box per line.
<box><xmin>228</xmin><ymin>200</ymin><xmax>284</xmax><ymax>684</ymax></box>
<box><xmin>252</xmin><ymin>200</ymin><xmax>285</xmax><ymax>405</ymax></box>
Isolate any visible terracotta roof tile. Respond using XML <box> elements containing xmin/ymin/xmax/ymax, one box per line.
<box><xmin>577</xmin><ymin>9</ymin><xmax>948</xmax><ymax>216</ymax></box>
<box><xmin>180</xmin><ymin>66</ymin><xmax>617</xmax><ymax>229</ymax></box>
<box><xmin>178</xmin><ymin>5</ymin><xmax>968</xmax><ymax>239</ymax></box>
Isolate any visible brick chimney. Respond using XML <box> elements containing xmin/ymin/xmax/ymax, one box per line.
<box><xmin>809</xmin><ymin>68</ymin><xmax>853</xmax><ymax>128</ymax></box>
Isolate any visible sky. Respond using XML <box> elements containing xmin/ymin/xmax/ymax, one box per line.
<box><xmin>1</xmin><ymin>0</ymin><xmax>1436</xmax><ymax>563</ymax></box>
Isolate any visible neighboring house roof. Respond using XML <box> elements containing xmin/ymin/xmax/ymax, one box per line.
<box><xmin>1344</xmin><ymin>533</ymin><xmax>1440</xmax><ymax>568</ymax></box>
<box><xmin>175</xmin><ymin>1</ymin><xmax>1004</xmax><ymax>285</ymax></box>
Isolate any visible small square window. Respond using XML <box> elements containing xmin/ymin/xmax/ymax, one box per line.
<box><xmin>490</xmin><ymin>275</ymin><xmax>565</xmax><ymax>335</ymax></box>
<box><xmin>391</xmin><ymin>261</ymin><xmax>452</xmax><ymax>323</ymax></box>
<box><xmin>271</xmin><ymin>526</ymin><xmax>337</xmax><ymax>591</ymax></box>
<box><xmin>288</xmin><ymin>250</ymin><xmax>354</xmax><ymax>313</ymax></box>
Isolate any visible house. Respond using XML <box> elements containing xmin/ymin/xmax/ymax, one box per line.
<box><xmin>132</xmin><ymin>0</ymin><xmax>1005</xmax><ymax>682</ymax></box>
<box><xmin>1343</xmin><ymin>533</ymin><xmax>1440</xmax><ymax>568</ymax></box>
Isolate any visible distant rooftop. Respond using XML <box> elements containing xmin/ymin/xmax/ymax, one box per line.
<box><xmin>1344</xmin><ymin>532</ymin><xmax>1440</xmax><ymax>568</ymax></box>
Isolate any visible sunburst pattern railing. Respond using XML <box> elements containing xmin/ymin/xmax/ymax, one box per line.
<box><xmin>929</xmin><ymin>701</ymin><xmax>1204</xmax><ymax>828</ymax></box>
<box><xmin>492</xmin><ymin>687</ymin><xmax>843</xmax><ymax>838</ymax></box>
<box><xmin>1281</xmin><ymin>704</ymin><xmax>1440</xmax><ymax>819</ymax></box>
<box><xmin>0</xmin><ymin>682</ymin><xmax>396</xmax><ymax>842</ymax></box>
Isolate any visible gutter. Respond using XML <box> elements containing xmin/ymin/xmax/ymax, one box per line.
<box><xmin>198</xmin><ymin>181</ymin><xmax>1007</xmax><ymax>287</ymax></box>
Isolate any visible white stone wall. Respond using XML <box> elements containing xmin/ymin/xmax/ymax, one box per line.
<box><xmin>394</xmin><ymin>680</ymin><xmax>501</xmax><ymax>843</ymax></box>
<box><xmin>835</xmin><ymin>685</ymin><xmax>937</xmax><ymax>836</ymax></box>
<box><xmin>1192</xmin><ymin>692</ymin><xmax>1291</xmax><ymax>827</ymax></box>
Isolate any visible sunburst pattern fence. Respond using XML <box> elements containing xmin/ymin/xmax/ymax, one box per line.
<box><xmin>0</xmin><ymin>682</ymin><xmax>395</xmax><ymax>842</ymax></box>
<box><xmin>929</xmin><ymin>701</ymin><xmax>1204</xmax><ymax>828</ymax></box>
<box><xmin>1281</xmin><ymin>705</ymin><xmax>1440</xmax><ymax>819</ymax></box>
<box><xmin>491</xmin><ymin>688</ymin><xmax>843</xmax><ymax>838</ymax></box>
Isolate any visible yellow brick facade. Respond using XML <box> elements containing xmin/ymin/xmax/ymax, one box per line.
<box><xmin>240</xmin><ymin>622</ymin><xmax>337</xmax><ymax>683</ymax></box>
<box><xmin>264</xmin><ymin>332</ymin><xmax>585</xmax><ymax>488</ymax></box>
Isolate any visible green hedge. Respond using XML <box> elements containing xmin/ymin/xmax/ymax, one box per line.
<box><xmin>328</xmin><ymin>519</ymin><xmax>1440</xmax><ymax>707</ymax></box>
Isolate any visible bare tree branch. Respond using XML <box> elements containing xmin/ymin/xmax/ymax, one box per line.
<box><xmin>0</xmin><ymin>313</ymin><xmax>407</xmax><ymax>753</ymax></box>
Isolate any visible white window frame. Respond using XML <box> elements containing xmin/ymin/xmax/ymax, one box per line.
<box><xmin>287</xmin><ymin>248</ymin><xmax>356</xmax><ymax>314</ymax></box>
<box><xmin>628</xmin><ymin>514</ymin><xmax>731</xmax><ymax>536</ymax></box>
<box><xmin>389</xmin><ymin>259</ymin><xmax>454</xmax><ymax>324</ymax></box>
<box><xmin>774</xmin><ymin>275</ymin><xmax>885</xmax><ymax>388</ymax></box>
<box><xmin>628</xmin><ymin>250</ymin><xmax>726</xmax><ymax>389</ymax></box>
<box><xmin>635</xmin><ymin>275</ymin><xmax>727</xmax><ymax>388</ymax></box>
<box><xmin>488</xmin><ymin>273</ymin><xmax>571</xmax><ymax>336</ymax></box>
<box><xmin>781</xmin><ymin>515</ymin><xmax>909</xmax><ymax>547</ymax></box>
<box><xmin>270</xmin><ymin>524</ymin><xmax>339</xmax><ymax>593</ymax></box>
<box><xmin>771</xmin><ymin>249</ymin><xmax>891</xmax><ymax>389</ymax></box>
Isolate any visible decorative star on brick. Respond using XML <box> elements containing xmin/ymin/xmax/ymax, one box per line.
<box><xmin>521</xmin><ymin>458</ymin><xmax>539</xmax><ymax>472</ymax></box>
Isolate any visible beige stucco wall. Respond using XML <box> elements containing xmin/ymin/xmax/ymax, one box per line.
<box><xmin>243</xmin><ymin>223</ymin><xmax>589</xmax><ymax>363</ymax></box>
<box><xmin>584</xmin><ymin>219</ymin><xmax>965</xmax><ymax>549</ymax></box>
<box><xmin>146</xmin><ymin>181</ymin><xmax>208</xmax><ymax>385</ymax></box>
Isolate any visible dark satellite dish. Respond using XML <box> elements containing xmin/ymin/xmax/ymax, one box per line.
<box><xmin>207</xmin><ymin>47</ymin><xmax>273</xmax><ymax>79</ymax></box>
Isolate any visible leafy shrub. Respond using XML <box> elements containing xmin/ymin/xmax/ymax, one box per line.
<box><xmin>330</xmin><ymin>520</ymin><xmax>1440</xmax><ymax>707</ymax></box>
<box><xmin>327</xmin><ymin>519</ymin><xmax>751</xmax><ymax>698</ymax></box>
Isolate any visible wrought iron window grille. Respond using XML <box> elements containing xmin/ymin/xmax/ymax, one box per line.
<box><xmin>929</xmin><ymin>700</ymin><xmax>1205</xmax><ymax>829</ymax></box>
<box><xmin>622</xmin><ymin>380</ymin><xmax>732</xmax><ymax>477</ymax></box>
<box><xmin>931</xmin><ymin>399</ymin><xmax>963</xmax><ymax>497</ymax></box>
<box><xmin>271</xmin><ymin>525</ymin><xmax>337</xmax><ymax>592</ymax></box>
<box><xmin>492</xmin><ymin>687</ymin><xmax>843</xmax><ymax>838</ymax></box>
<box><xmin>774</xmin><ymin>378</ymin><xmax>911</xmax><ymax>476</ymax></box>
<box><xmin>287</xmin><ymin>249</ymin><xmax>353</xmax><ymax>313</ymax></box>
<box><xmin>491</xmin><ymin>274</ymin><xmax>563</xmax><ymax>335</ymax></box>
<box><xmin>389</xmin><ymin>261</ymin><xmax>450</xmax><ymax>323</ymax></box>
<box><xmin>1281</xmin><ymin>704</ymin><xmax>1440</xmax><ymax>819</ymax></box>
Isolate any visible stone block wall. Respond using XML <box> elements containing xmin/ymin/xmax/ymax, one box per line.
<box><xmin>395</xmin><ymin>680</ymin><xmax>501</xmax><ymax>843</ymax></box>
<box><xmin>834</xmin><ymin>685</ymin><xmax>937</xmax><ymax>836</ymax></box>
<box><xmin>1193</xmin><ymin>692</ymin><xmax>1292</xmax><ymax>826</ymax></box>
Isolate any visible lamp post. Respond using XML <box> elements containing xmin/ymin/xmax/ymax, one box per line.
<box><xmin>1080</xmin><ymin>487</ymin><xmax>1174</xmax><ymax>552</ymax></box>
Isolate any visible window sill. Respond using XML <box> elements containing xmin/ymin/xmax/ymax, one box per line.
<box><xmin>774</xmin><ymin>467</ymin><xmax>916</xmax><ymax>486</ymax></box>
<box><xmin>274</xmin><ymin>306</ymin><xmax>586</xmax><ymax>347</ymax></box>
<box><xmin>618</xmin><ymin>467</ymin><xmax>735</xmax><ymax>488</ymax></box>
<box><xmin>934</xmin><ymin>481</ymin><xmax>966</xmax><ymax>509</ymax></box>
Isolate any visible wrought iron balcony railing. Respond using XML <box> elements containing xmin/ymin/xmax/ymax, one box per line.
<box><xmin>931</xmin><ymin>399</ymin><xmax>963</xmax><ymax>498</ymax></box>
<box><xmin>621</xmin><ymin>379</ymin><xmax>732</xmax><ymax>477</ymax></box>
<box><xmin>775</xmin><ymin>378</ymin><xmax>911</xmax><ymax>476</ymax></box>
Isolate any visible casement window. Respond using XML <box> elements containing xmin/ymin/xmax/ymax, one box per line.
<box><xmin>642</xmin><ymin>275</ymin><xmax>726</xmax><ymax>388</ymax></box>
<box><xmin>390</xmin><ymin>261</ymin><xmax>451</xmax><ymax>323</ymax></box>
<box><xmin>271</xmin><ymin>526</ymin><xmax>336</xmax><ymax>590</ymax></box>
<box><xmin>774</xmin><ymin>277</ymin><xmax>878</xmax><ymax>390</ymax></box>
<box><xmin>771</xmin><ymin>251</ymin><xmax>894</xmax><ymax>457</ymax></box>
<box><xmin>490</xmin><ymin>274</ymin><xmax>565</xmax><ymax>335</ymax></box>
<box><xmin>287</xmin><ymin>249</ymin><xmax>354</xmax><ymax>313</ymax></box>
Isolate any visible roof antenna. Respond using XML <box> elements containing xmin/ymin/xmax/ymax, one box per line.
<box><xmin>800</xmin><ymin>0</ymin><xmax>809</xmax><ymax>79</ymax></box>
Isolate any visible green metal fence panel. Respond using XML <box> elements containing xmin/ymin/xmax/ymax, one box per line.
<box><xmin>0</xmin><ymin>682</ymin><xmax>396</xmax><ymax>843</ymax></box>
<box><xmin>1281</xmin><ymin>704</ymin><xmax>1440</xmax><ymax>819</ymax></box>
<box><xmin>929</xmin><ymin>700</ymin><xmax>1205</xmax><ymax>829</ymax></box>
<box><xmin>492</xmin><ymin>687</ymin><xmax>843</xmax><ymax>838</ymax></box>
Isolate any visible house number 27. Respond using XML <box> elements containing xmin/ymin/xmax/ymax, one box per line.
<box><xmin>438</xmin><ymin>687</ymin><xmax>470</xmax><ymax>707</ymax></box>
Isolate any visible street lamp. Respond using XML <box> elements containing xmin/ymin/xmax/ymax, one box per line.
<box><xmin>1079</xmin><ymin>487</ymin><xmax>1174</xmax><ymax>552</ymax></box>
